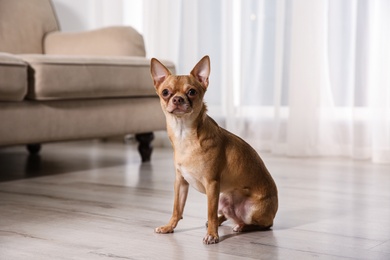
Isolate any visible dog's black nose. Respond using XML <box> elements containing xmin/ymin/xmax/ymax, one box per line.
<box><xmin>172</xmin><ymin>96</ymin><xmax>184</xmax><ymax>105</ymax></box>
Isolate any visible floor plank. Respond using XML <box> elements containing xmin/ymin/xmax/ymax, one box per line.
<box><xmin>1</xmin><ymin>141</ymin><xmax>390</xmax><ymax>259</ymax></box>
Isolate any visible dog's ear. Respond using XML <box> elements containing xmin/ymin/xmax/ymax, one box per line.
<box><xmin>191</xmin><ymin>56</ymin><xmax>210</xmax><ymax>89</ymax></box>
<box><xmin>151</xmin><ymin>58</ymin><xmax>171</xmax><ymax>89</ymax></box>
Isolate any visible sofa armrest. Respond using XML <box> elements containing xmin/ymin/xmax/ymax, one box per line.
<box><xmin>44</xmin><ymin>26</ymin><xmax>146</xmax><ymax>57</ymax></box>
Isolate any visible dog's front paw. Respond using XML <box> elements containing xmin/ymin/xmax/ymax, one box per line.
<box><xmin>203</xmin><ymin>233</ymin><xmax>219</xmax><ymax>244</ymax></box>
<box><xmin>155</xmin><ymin>225</ymin><xmax>174</xmax><ymax>234</ymax></box>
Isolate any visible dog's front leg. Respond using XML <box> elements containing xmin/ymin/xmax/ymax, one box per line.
<box><xmin>203</xmin><ymin>180</ymin><xmax>220</xmax><ymax>244</ymax></box>
<box><xmin>155</xmin><ymin>171</ymin><xmax>189</xmax><ymax>234</ymax></box>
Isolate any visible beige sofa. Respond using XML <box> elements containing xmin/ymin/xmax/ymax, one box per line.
<box><xmin>0</xmin><ymin>0</ymin><xmax>174</xmax><ymax>161</ymax></box>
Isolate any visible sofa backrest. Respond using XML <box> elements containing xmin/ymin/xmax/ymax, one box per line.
<box><xmin>0</xmin><ymin>0</ymin><xmax>60</xmax><ymax>54</ymax></box>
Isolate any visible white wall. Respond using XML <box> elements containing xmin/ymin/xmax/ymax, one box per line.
<box><xmin>51</xmin><ymin>0</ymin><xmax>95</xmax><ymax>32</ymax></box>
<box><xmin>51</xmin><ymin>0</ymin><xmax>143</xmax><ymax>34</ymax></box>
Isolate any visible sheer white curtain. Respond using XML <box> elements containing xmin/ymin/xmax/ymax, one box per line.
<box><xmin>142</xmin><ymin>0</ymin><xmax>390</xmax><ymax>163</ymax></box>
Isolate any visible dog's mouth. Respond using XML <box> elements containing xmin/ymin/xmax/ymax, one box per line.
<box><xmin>167</xmin><ymin>105</ymin><xmax>191</xmax><ymax>115</ymax></box>
<box><xmin>167</xmin><ymin>102</ymin><xmax>191</xmax><ymax>115</ymax></box>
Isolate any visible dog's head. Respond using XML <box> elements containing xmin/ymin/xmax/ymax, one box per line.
<box><xmin>150</xmin><ymin>56</ymin><xmax>210</xmax><ymax>118</ymax></box>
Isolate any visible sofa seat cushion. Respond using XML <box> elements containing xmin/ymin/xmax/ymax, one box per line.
<box><xmin>0</xmin><ymin>53</ymin><xmax>28</xmax><ymax>101</ymax></box>
<box><xmin>19</xmin><ymin>54</ymin><xmax>175</xmax><ymax>100</ymax></box>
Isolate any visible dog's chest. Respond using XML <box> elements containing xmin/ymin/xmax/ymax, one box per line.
<box><xmin>177</xmin><ymin>164</ymin><xmax>206</xmax><ymax>194</ymax></box>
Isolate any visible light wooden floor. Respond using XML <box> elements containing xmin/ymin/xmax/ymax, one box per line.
<box><xmin>1</xmin><ymin>140</ymin><xmax>390</xmax><ymax>259</ymax></box>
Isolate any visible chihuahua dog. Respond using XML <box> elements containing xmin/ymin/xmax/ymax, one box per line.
<box><xmin>150</xmin><ymin>56</ymin><xmax>278</xmax><ymax>244</ymax></box>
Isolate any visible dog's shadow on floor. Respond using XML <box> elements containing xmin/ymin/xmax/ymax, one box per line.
<box><xmin>219</xmin><ymin>232</ymin><xmax>241</xmax><ymax>242</ymax></box>
<box><xmin>218</xmin><ymin>226</ymin><xmax>274</xmax><ymax>243</ymax></box>
<box><xmin>174</xmin><ymin>223</ymin><xmax>273</xmax><ymax>243</ymax></box>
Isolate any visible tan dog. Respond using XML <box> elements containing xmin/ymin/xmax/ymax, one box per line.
<box><xmin>150</xmin><ymin>56</ymin><xmax>278</xmax><ymax>244</ymax></box>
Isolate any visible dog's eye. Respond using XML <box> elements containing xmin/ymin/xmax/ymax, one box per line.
<box><xmin>161</xmin><ymin>89</ymin><xmax>170</xmax><ymax>97</ymax></box>
<box><xmin>187</xmin><ymin>89</ymin><xmax>197</xmax><ymax>97</ymax></box>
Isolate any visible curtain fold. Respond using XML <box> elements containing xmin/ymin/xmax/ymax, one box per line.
<box><xmin>369</xmin><ymin>0</ymin><xmax>390</xmax><ymax>163</ymax></box>
<box><xmin>143</xmin><ymin>0</ymin><xmax>390</xmax><ymax>163</ymax></box>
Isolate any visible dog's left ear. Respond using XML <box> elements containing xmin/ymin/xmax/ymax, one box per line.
<box><xmin>191</xmin><ymin>55</ymin><xmax>210</xmax><ymax>89</ymax></box>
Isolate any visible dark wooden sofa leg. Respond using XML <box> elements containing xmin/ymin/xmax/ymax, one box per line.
<box><xmin>135</xmin><ymin>133</ymin><xmax>154</xmax><ymax>162</ymax></box>
<box><xmin>26</xmin><ymin>143</ymin><xmax>41</xmax><ymax>155</ymax></box>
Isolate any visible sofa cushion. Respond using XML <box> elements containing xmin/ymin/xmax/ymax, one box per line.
<box><xmin>0</xmin><ymin>53</ymin><xmax>28</xmax><ymax>101</ymax></box>
<box><xmin>19</xmin><ymin>55</ymin><xmax>175</xmax><ymax>100</ymax></box>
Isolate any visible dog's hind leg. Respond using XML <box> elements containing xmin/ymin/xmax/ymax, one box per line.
<box><xmin>233</xmin><ymin>195</ymin><xmax>277</xmax><ymax>232</ymax></box>
<box><xmin>218</xmin><ymin>215</ymin><xmax>227</xmax><ymax>225</ymax></box>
